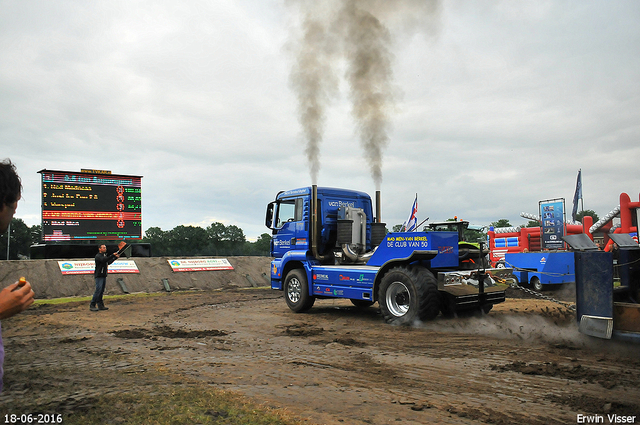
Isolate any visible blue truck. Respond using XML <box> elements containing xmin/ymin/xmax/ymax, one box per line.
<box><xmin>502</xmin><ymin>252</ymin><xmax>575</xmax><ymax>291</ymax></box>
<box><xmin>265</xmin><ymin>186</ymin><xmax>513</xmax><ymax>324</ymax></box>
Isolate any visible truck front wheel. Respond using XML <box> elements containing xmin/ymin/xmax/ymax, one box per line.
<box><xmin>531</xmin><ymin>277</ymin><xmax>543</xmax><ymax>292</ymax></box>
<box><xmin>378</xmin><ymin>266</ymin><xmax>440</xmax><ymax>325</ymax></box>
<box><xmin>284</xmin><ymin>269</ymin><xmax>315</xmax><ymax>313</ymax></box>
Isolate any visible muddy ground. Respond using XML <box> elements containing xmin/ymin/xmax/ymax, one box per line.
<box><xmin>1</xmin><ymin>285</ymin><xmax>640</xmax><ymax>424</ymax></box>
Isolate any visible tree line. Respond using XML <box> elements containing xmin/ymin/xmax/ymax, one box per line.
<box><xmin>142</xmin><ymin>223</ymin><xmax>271</xmax><ymax>257</ymax></box>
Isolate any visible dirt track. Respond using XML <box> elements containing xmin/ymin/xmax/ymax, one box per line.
<box><xmin>2</xmin><ymin>287</ymin><xmax>640</xmax><ymax>424</ymax></box>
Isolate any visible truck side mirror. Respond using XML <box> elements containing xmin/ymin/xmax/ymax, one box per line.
<box><xmin>265</xmin><ymin>202</ymin><xmax>275</xmax><ymax>229</ymax></box>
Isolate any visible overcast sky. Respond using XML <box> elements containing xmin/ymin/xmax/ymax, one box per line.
<box><xmin>2</xmin><ymin>1</ymin><xmax>639</xmax><ymax>240</ymax></box>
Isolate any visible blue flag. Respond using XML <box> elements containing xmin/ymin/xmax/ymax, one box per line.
<box><xmin>572</xmin><ymin>169</ymin><xmax>582</xmax><ymax>222</ymax></box>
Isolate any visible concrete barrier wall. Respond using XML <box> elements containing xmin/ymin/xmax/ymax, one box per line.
<box><xmin>0</xmin><ymin>256</ymin><xmax>273</xmax><ymax>300</ymax></box>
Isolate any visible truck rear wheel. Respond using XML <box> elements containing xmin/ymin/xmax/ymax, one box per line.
<box><xmin>378</xmin><ymin>266</ymin><xmax>440</xmax><ymax>325</ymax></box>
<box><xmin>284</xmin><ymin>269</ymin><xmax>315</xmax><ymax>313</ymax></box>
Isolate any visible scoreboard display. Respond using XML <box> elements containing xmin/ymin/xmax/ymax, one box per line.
<box><xmin>39</xmin><ymin>169</ymin><xmax>142</xmax><ymax>241</ymax></box>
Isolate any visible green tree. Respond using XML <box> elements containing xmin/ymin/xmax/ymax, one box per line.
<box><xmin>392</xmin><ymin>224</ymin><xmax>403</xmax><ymax>232</ymax></box>
<box><xmin>491</xmin><ymin>219</ymin><xmax>512</xmax><ymax>229</ymax></box>
<box><xmin>206</xmin><ymin>222</ymin><xmax>225</xmax><ymax>254</ymax></box>
<box><xmin>248</xmin><ymin>233</ymin><xmax>271</xmax><ymax>256</ymax></box>
<box><xmin>464</xmin><ymin>227</ymin><xmax>486</xmax><ymax>243</ymax></box>
<box><xmin>166</xmin><ymin>225</ymin><xmax>208</xmax><ymax>256</ymax></box>
<box><xmin>576</xmin><ymin>209</ymin><xmax>599</xmax><ymax>224</ymax></box>
<box><xmin>143</xmin><ymin>226</ymin><xmax>165</xmax><ymax>242</ymax></box>
<box><xmin>0</xmin><ymin>218</ymin><xmax>31</xmax><ymax>259</ymax></box>
<box><xmin>204</xmin><ymin>222</ymin><xmax>246</xmax><ymax>255</ymax></box>
<box><xmin>223</xmin><ymin>225</ymin><xmax>246</xmax><ymax>254</ymax></box>
<box><xmin>206</xmin><ymin>222</ymin><xmax>226</xmax><ymax>241</ymax></box>
<box><xmin>30</xmin><ymin>224</ymin><xmax>42</xmax><ymax>244</ymax></box>
<box><xmin>142</xmin><ymin>227</ymin><xmax>167</xmax><ymax>256</ymax></box>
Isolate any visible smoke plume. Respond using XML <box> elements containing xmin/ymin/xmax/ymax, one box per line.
<box><xmin>340</xmin><ymin>1</ymin><xmax>394</xmax><ymax>189</ymax></box>
<box><xmin>289</xmin><ymin>0</ymin><xmax>440</xmax><ymax>189</ymax></box>
<box><xmin>288</xmin><ymin>5</ymin><xmax>340</xmax><ymax>185</ymax></box>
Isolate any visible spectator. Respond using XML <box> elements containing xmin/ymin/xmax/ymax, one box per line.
<box><xmin>0</xmin><ymin>159</ymin><xmax>35</xmax><ymax>392</ymax></box>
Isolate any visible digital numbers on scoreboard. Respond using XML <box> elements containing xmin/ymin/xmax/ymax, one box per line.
<box><xmin>39</xmin><ymin>169</ymin><xmax>143</xmax><ymax>241</ymax></box>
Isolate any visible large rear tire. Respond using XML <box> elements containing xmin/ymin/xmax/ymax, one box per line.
<box><xmin>378</xmin><ymin>266</ymin><xmax>440</xmax><ymax>325</ymax></box>
<box><xmin>284</xmin><ymin>269</ymin><xmax>315</xmax><ymax>313</ymax></box>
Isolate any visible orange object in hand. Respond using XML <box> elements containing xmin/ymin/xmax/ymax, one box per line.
<box><xmin>13</xmin><ymin>277</ymin><xmax>27</xmax><ymax>291</ymax></box>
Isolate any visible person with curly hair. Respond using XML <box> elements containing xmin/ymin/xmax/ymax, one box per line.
<box><xmin>0</xmin><ymin>159</ymin><xmax>35</xmax><ymax>392</ymax></box>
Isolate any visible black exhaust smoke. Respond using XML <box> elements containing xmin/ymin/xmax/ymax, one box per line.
<box><xmin>288</xmin><ymin>0</ymin><xmax>441</xmax><ymax>189</ymax></box>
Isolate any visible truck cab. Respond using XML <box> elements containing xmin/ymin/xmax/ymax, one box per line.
<box><xmin>266</xmin><ymin>187</ymin><xmax>375</xmax><ymax>262</ymax></box>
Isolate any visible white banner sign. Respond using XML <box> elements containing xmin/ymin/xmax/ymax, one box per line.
<box><xmin>167</xmin><ymin>258</ymin><xmax>234</xmax><ymax>272</ymax></box>
<box><xmin>58</xmin><ymin>260</ymin><xmax>140</xmax><ymax>275</ymax></box>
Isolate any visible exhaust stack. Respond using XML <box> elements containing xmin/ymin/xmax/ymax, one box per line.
<box><xmin>311</xmin><ymin>185</ymin><xmax>318</xmax><ymax>259</ymax></box>
<box><xmin>371</xmin><ymin>189</ymin><xmax>386</xmax><ymax>248</ymax></box>
<box><xmin>311</xmin><ymin>185</ymin><xmax>328</xmax><ymax>261</ymax></box>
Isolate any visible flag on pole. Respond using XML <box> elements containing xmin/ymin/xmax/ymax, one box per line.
<box><xmin>402</xmin><ymin>195</ymin><xmax>418</xmax><ymax>232</ymax></box>
<box><xmin>572</xmin><ymin>169</ymin><xmax>582</xmax><ymax>222</ymax></box>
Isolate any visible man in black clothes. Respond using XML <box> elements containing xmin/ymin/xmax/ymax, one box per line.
<box><xmin>90</xmin><ymin>244</ymin><xmax>122</xmax><ymax>311</ymax></box>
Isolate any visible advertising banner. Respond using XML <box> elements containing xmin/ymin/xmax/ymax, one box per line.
<box><xmin>167</xmin><ymin>258</ymin><xmax>234</xmax><ymax>272</ymax></box>
<box><xmin>58</xmin><ymin>260</ymin><xmax>140</xmax><ymax>275</ymax></box>
<box><xmin>540</xmin><ymin>198</ymin><xmax>566</xmax><ymax>250</ymax></box>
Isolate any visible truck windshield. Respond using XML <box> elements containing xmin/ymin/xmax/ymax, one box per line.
<box><xmin>276</xmin><ymin>199</ymin><xmax>296</xmax><ymax>228</ymax></box>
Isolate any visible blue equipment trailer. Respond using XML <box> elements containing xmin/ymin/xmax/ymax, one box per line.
<box><xmin>265</xmin><ymin>186</ymin><xmax>513</xmax><ymax>324</ymax></box>
<box><xmin>503</xmin><ymin>251</ymin><xmax>575</xmax><ymax>291</ymax></box>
